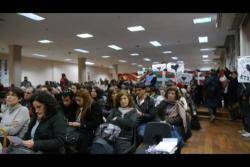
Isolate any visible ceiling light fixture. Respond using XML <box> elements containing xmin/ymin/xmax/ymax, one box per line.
<box><xmin>172</xmin><ymin>57</ymin><xmax>178</xmax><ymax>60</ymax></box>
<box><xmin>127</xmin><ymin>26</ymin><xmax>145</xmax><ymax>32</ymax></box>
<box><xmin>198</xmin><ymin>36</ymin><xmax>208</xmax><ymax>43</ymax></box>
<box><xmin>193</xmin><ymin>17</ymin><xmax>212</xmax><ymax>24</ymax></box>
<box><xmin>119</xmin><ymin>59</ymin><xmax>126</xmax><ymax>63</ymax></box>
<box><xmin>74</xmin><ymin>49</ymin><xmax>89</xmax><ymax>53</ymax></box>
<box><xmin>108</xmin><ymin>45</ymin><xmax>122</xmax><ymax>50</ymax></box>
<box><xmin>130</xmin><ymin>53</ymin><xmax>139</xmax><ymax>56</ymax></box>
<box><xmin>38</xmin><ymin>40</ymin><xmax>53</xmax><ymax>44</ymax></box>
<box><xmin>17</xmin><ymin>13</ymin><xmax>45</xmax><ymax>21</ymax></box>
<box><xmin>76</xmin><ymin>33</ymin><xmax>93</xmax><ymax>39</ymax></box>
<box><xmin>32</xmin><ymin>54</ymin><xmax>47</xmax><ymax>57</ymax></box>
<box><xmin>102</xmin><ymin>56</ymin><xmax>110</xmax><ymax>58</ymax></box>
<box><xmin>163</xmin><ymin>51</ymin><xmax>172</xmax><ymax>54</ymax></box>
<box><xmin>149</xmin><ymin>41</ymin><xmax>162</xmax><ymax>47</ymax></box>
<box><xmin>85</xmin><ymin>61</ymin><xmax>94</xmax><ymax>65</ymax></box>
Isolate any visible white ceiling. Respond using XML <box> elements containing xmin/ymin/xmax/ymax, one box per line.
<box><xmin>0</xmin><ymin>13</ymin><xmax>232</xmax><ymax>70</ymax></box>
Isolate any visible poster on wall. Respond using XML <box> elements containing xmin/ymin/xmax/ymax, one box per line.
<box><xmin>237</xmin><ymin>56</ymin><xmax>250</xmax><ymax>83</ymax></box>
<box><xmin>0</xmin><ymin>59</ymin><xmax>9</xmax><ymax>87</ymax></box>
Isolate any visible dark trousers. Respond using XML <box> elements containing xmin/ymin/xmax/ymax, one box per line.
<box><xmin>228</xmin><ymin>102</ymin><xmax>239</xmax><ymax>120</ymax></box>
<box><xmin>208</xmin><ymin>107</ymin><xmax>216</xmax><ymax>117</ymax></box>
<box><xmin>240</xmin><ymin>99</ymin><xmax>250</xmax><ymax>133</ymax></box>
<box><xmin>77</xmin><ymin>130</ymin><xmax>94</xmax><ymax>154</ymax></box>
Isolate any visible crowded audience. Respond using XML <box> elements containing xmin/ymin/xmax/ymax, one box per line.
<box><xmin>0</xmin><ymin>66</ymin><xmax>250</xmax><ymax>154</ymax></box>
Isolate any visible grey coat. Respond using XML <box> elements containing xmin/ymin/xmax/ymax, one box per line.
<box><xmin>0</xmin><ymin>104</ymin><xmax>30</xmax><ymax>138</ymax></box>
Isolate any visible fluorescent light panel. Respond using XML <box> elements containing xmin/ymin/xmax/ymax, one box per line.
<box><xmin>76</xmin><ymin>33</ymin><xmax>93</xmax><ymax>38</ymax></box>
<box><xmin>18</xmin><ymin>13</ymin><xmax>45</xmax><ymax>21</ymax></box>
<box><xmin>202</xmin><ymin>55</ymin><xmax>209</xmax><ymax>58</ymax></box>
<box><xmin>149</xmin><ymin>41</ymin><xmax>162</xmax><ymax>47</ymax></box>
<box><xmin>127</xmin><ymin>26</ymin><xmax>145</xmax><ymax>32</ymax></box>
<box><xmin>200</xmin><ymin>48</ymin><xmax>216</xmax><ymax>51</ymax></box>
<box><xmin>32</xmin><ymin>54</ymin><xmax>47</xmax><ymax>57</ymax></box>
<box><xmin>64</xmin><ymin>59</ymin><xmax>72</xmax><ymax>61</ymax></box>
<box><xmin>74</xmin><ymin>49</ymin><xmax>89</xmax><ymax>53</ymax></box>
<box><xmin>198</xmin><ymin>36</ymin><xmax>208</xmax><ymax>43</ymax></box>
<box><xmin>102</xmin><ymin>56</ymin><xmax>110</xmax><ymax>58</ymax></box>
<box><xmin>193</xmin><ymin>17</ymin><xmax>212</xmax><ymax>24</ymax></box>
<box><xmin>85</xmin><ymin>61</ymin><xmax>94</xmax><ymax>65</ymax></box>
<box><xmin>172</xmin><ymin>57</ymin><xmax>178</xmax><ymax>60</ymax></box>
<box><xmin>152</xmin><ymin>62</ymin><xmax>160</xmax><ymax>64</ymax></box>
<box><xmin>130</xmin><ymin>53</ymin><xmax>139</xmax><ymax>56</ymax></box>
<box><xmin>38</xmin><ymin>40</ymin><xmax>53</xmax><ymax>43</ymax></box>
<box><xmin>144</xmin><ymin>58</ymin><xmax>151</xmax><ymax>61</ymax></box>
<box><xmin>163</xmin><ymin>51</ymin><xmax>172</xmax><ymax>54</ymax></box>
<box><xmin>119</xmin><ymin>59</ymin><xmax>126</xmax><ymax>63</ymax></box>
<box><xmin>108</xmin><ymin>45</ymin><xmax>122</xmax><ymax>50</ymax></box>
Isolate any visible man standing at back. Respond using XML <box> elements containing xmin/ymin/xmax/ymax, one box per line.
<box><xmin>60</xmin><ymin>73</ymin><xmax>69</xmax><ymax>91</ymax></box>
<box><xmin>20</xmin><ymin>76</ymin><xmax>32</xmax><ymax>88</ymax></box>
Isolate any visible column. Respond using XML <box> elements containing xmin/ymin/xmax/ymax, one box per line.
<box><xmin>78</xmin><ymin>57</ymin><xmax>86</xmax><ymax>83</ymax></box>
<box><xmin>8</xmin><ymin>45</ymin><xmax>22</xmax><ymax>86</ymax></box>
<box><xmin>112</xmin><ymin>64</ymin><xmax>118</xmax><ymax>80</ymax></box>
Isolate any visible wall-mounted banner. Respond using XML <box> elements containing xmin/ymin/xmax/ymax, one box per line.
<box><xmin>237</xmin><ymin>56</ymin><xmax>250</xmax><ymax>83</ymax></box>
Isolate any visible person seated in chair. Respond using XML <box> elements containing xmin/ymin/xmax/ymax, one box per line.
<box><xmin>0</xmin><ymin>87</ymin><xmax>30</xmax><ymax>143</ymax></box>
<box><xmin>155</xmin><ymin>86</ymin><xmax>188</xmax><ymax>140</ymax></box>
<box><xmin>106</xmin><ymin>90</ymin><xmax>138</xmax><ymax>154</ymax></box>
<box><xmin>71</xmin><ymin>89</ymin><xmax>103</xmax><ymax>154</ymax></box>
<box><xmin>134</xmin><ymin>83</ymin><xmax>156</xmax><ymax>141</ymax></box>
<box><xmin>60</xmin><ymin>90</ymin><xmax>78</xmax><ymax>122</ymax></box>
<box><xmin>22</xmin><ymin>91</ymin><xmax>67</xmax><ymax>154</ymax></box>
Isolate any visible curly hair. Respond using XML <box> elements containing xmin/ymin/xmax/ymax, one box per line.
<box><xmin>30</xmin><ymin>91</ymin><xmax>60</xmax><ymax>118</ymax></box>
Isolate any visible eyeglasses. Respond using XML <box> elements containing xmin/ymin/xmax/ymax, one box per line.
<box><xmin>25</xmin><ymin>92</ymin><xmax>32</xmax><ymax>94</ymax></box>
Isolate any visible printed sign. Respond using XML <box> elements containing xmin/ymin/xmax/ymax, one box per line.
<box><xmin>152</xmin><ymin>64</ymin><xmax>166</xmax><ymax>71</ymax></box>
<box><xmin>237</xmin><ymin>56</ymin><xmax>250</xmax><ymax>83</ymax></box>
<box><xmin>167</xmin><ymin>62</ymin><xmax>184</xmax><ymax>74</ymax></box>
<box><xmin>176</xmin><ymin>73</ymin><xmax>193</xmax><ymax>85</ymax></box>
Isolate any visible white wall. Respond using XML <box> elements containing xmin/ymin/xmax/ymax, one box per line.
<box><xmin>86</xmin><ymin>66</ymin><xmax>112</xmax><ymax>82</ymax></box>
<box><xmin>22</xmin><ymin>57</ymin><xmax>54</xmax><ymax>86</ymax></box>
<box><xmin>118</xmin><ymin>64</ymin><xmax>137</xmax><ymax>73</ymax></box>
<box><xmin>21</xmin><ymin>57</ymin><xmax>113</xmax><ymax>86</ymax></box>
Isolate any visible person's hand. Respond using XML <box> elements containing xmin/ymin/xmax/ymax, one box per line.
<box><xmin>68</xmin><ymin>122</ymin><xmax>80</xmax><ymax>127</ymax></box>
<box><xmin>22</xmin><ymin>140</ymin><xmax>34</xmax><ymax>149</ymax></box>
<box><xmin>138</xmin><ymin>111</ymin><xmax>143</xmax><ymax>117</ymax></box>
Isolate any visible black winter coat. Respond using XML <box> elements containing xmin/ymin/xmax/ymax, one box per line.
<box><xmin>134</xmin><ymin>96</ymin><xmax>156</xmax><ymax>124</ymax></box>
<box><xmin>23</xmin><ymin>111</ymin><xmax>67</xmax><ymax>154</ymax></box>
<box><xmin>107</xmin><ymin>108</ymin><xmax>138</xmax><ymax>140</ymax></box>
<box><xmin>60</xmin><ymin>100</ymin><xmax>78</xmax><ymax>122</ymax></box>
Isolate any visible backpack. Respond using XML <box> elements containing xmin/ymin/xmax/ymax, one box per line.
<box><xmin>95</xmin><ymin>123</ymin><xmax>121</xmax><ymax>142</ymax></box>
<box><xmin>190</xmin><ymin>115</ymin><xmax>201</xmax><ymax>130</ymax></box>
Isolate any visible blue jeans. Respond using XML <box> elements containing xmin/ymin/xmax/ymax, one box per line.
<box><xmin>137</xmin><ymin>123</ymin><xmax>146</xmax><ymax>138</ymax></box>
